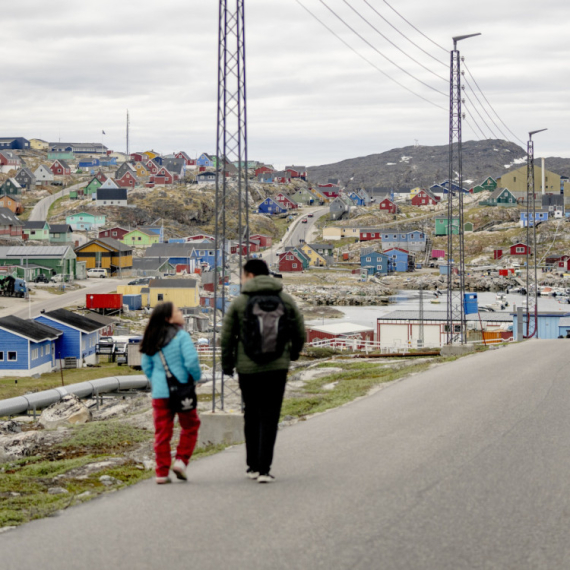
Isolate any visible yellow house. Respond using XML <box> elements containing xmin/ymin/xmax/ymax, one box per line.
<box><xmin>323</xmin><ymin>227</ymin><xmax>343</xmax><ymax>241</ymax></box>
<box><xmin>149</xmin><ymin>278</ymin><xmax>199</xmax><ymax>308</ymax></box>
<box><xmin>121</xmin><ymin>229</ymin><xmax>160</xmax><ymax>247</ymax></box>
<box><xmin>133</xmin><ymin>163</ymin><xmax>149</xmax><ymax>178</ymax></box>
<box><xmin>117</xmin><ymin>284</ymin><xmax>146</xmax><ymax>296</ymax></box>
<box><xmin>497</xmin><ymin>165</ymin><xmax>560</xmax><ymax>194</ymax></box>
<box><xmin>341</xmin><ymin>227</ymin><xmax>360</xmax><ymax>239</ymax></box>
<box><xmin>410</xmin><ymin>187</ymin><xmax>422</xmax><ymax>198</ymax></box>
<box><xmin>30</xmin><ymin>138</ymin><xmax>48</xmax><ymax>151</ymax></box>
<box><xmin>74</xmin><ymin>238</ymin><xmax>133</xmax><ymax>274</ymax></box>
<box><xmin>299</xmin><ymin>244</ymin><xmax>327</xmax><ymax>267</ymax></box>
<box><xmin>143</xmin><ymin>150</ymin><xmax>159</xmax><ymax>160</ymax></box>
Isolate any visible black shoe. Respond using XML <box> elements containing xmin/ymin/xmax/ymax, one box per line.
<box><xmin>257</xmin><ymin>473</ymin><xmax>275</xmax><ymax>483</ymax></box>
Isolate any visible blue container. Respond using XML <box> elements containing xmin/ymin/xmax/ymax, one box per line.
<box><xmin>464</xmin><ymin>293</ymin><xmax>478</xmax><ymax>315</ymax></box>
<box><xmin>123</xmin><ymin>294</ymin><xmax>142</xmax><ymax>311</ymax></box>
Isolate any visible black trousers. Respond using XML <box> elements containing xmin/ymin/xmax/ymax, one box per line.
<box><xmin>238</xmin><ymin>370</ymin><xmax>288</xmax><ymax>475</ymax></box>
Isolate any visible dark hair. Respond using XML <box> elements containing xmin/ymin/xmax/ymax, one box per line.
<box><xmin>140</xmin><ymin>302</ymin><xmax>174</xmax><ymax>356</ymax></box>
<box><xmin>243</xmin><ymin>259</ymin><xmax>269</xmax><ymax>276</ymax></box>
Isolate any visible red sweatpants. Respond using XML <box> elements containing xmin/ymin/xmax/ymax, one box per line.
<box><xmin>152</xmin><ymin>398</ymin><xmax>201</xmax><ymax>477</ymax></box>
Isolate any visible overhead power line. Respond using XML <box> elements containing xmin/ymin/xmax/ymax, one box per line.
<box><xmin>462</xmin><ymin>88</ymin><xmax>498</xmax><ymax>139</ymax></box>
<box><xmin>361</xmin><ymin>0</ymin><xmax>447</xmax><ymax>67</ymax></box>
<box><xmin>315</xmin><ymin>0</ymin><xmax>448</xmax><ymax>97</ymax></box>
<box><xmin>293</xmin><ymin>0</ymin><xmax>446</xmax><ymax>110</ymax></box>
<box><xmin>340</xmin><ymin>0</ymin><xmax>448</xmax><ymax>82</ymax></box>
<box><xmin>383</xmin><ymin>0</ymin><xmax>448</xmax><ymax>53</ymax></box>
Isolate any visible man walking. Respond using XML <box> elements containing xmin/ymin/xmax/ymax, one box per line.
<box><xmin>221</xmin><ymin>259</ymin><xmax>305</xmax><ymax>483</ymax></box>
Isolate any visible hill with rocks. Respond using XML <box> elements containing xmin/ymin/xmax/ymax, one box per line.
<box><xmin>307</xmin><ymin>139</ymin><xmax>570</xmax><ymax>190</ymax></box>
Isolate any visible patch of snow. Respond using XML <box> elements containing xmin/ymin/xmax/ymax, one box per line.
<box><xmin>513</xmin><ymin>157</ymin><xmax>526</xmax><ymax>164</ymax></box>
<box><xmin>504</xmin><ymin>165</ymin><xmax>511</xmax><ymax>169</ymax></box>
<box><xmin>400</xmin><ymin>156</ymin><xmax>412</xmax><ymax>162</ymax></box>
<box><xmin>386</xmin><ymin>163</ymin><xmax>396</xmax><ymax>166</ymax></box>
<box><xmin>464</xmin><ymin>179</ymin><xmax>473</xmax><ymax>185</ymax></box>
<box><xmin>493</xmin><ymin>148</ymin><xmax>499</xmax><ymax>151</ymax></box>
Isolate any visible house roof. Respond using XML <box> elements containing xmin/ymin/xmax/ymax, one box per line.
<box><xmin>23</xmin><ymin>221</ymin><xmax>48</xmax><ymax>230</ymax></box>
<box><xmin>489</xmin><ymin>187</ymin><xmax>514</xmax><ymax>200</ymax></box>
<box><xmin>54</xmin><ymin>159</ymin><xmax>70</xmax><ymax>168</ymax></box>
<box><xmin>49</xmin><ymin>224</ymin><xmax>72</xmax><ymax>233</ymax></box>
<box><xmin>17</xmin><ymin>167</ymin><xmax>35</xmax><ymax>178</ymax></box>
<box><xmin>1</xmin><ymin>245</ymin><xmax>71</xmax><ymax>257</ymax></box>
<box><xmin>80</xmin><ymin>312</ymin><xmax>119</xmax><ymax>326</ymax></box>
<box><xmin>306</xmin><ymin>323</ymin><xmax>373</xmax><ymax>335</ymax></box>
<box><xmin>145</xmin><ymin>243</ymin><xmax>199</xmax><ymax>258</ymax></box>
<box><xmin>0</xmin><ymin>315</ymin><xmax>62</xmax><ymax>342</ymax></box>
<box><xmin>41</xmin><ymin>309</ymin><xmax>106</xmax><ymax>333</ymax></box>
<box><xmin>132</xmin><ymin>258</ymin><xmax>172</xmax><ymax>270</ymax></box>
<box><xmin>75</xmin><ymin>238</ymin><xmax>132</xmax><ymax>253</ymax></box>
<box><xmin>0</xmin><ymin>208</ymin><xmax>24</xmax><ymax>226</ymax></box>
<box><xmin>97</xmin><ymin>188</ymin><xmax>127</xmax><ymax>201</ymax></box>
<box><xmin>378</xmin><ymin>310</ymin><xmax>512</xmax><ymax>323</ymax></box>
<box><xmin>149</xmin><ymin>278</ymin><xmax>197</xmax><ymax>288</ymax></box>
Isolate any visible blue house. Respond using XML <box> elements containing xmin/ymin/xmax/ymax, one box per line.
<box><xmin>78</xmin><ymin>158</ymin><xmax>100</xmax><ymax>169</ymax></box>
<box><xmin>190</xmin><ymin>246</ymin><xmax>222</xmax><ymax>268</ymax></box>
<box><xmin>0</xmin><ymin>316</ymin><xmax>62</xmax><ymax>377</ymax></box>
<box><xmin>520</xmin><ymin>211</ymin><xmax>549</xmax><ymax>227</ymax></box>
<box><xmin>258</xmin><ymin>172</ymin><xmax>274</xmax><ymax>183</ymax></box>
<box><xmin>34</xmin><ymin>309</ymin><xmax>105</xmax><ymax>367</ymax></box>
<box><xmin>439</xmin><ymin>180</ymin><xmax>469</xmax><ymax>194</ymax></box>
<box><xmin>512</xmin><ymin>311</ymin><xmax>569</xmax><ymax>341</ymax></box>
<box><xmin>0</xmin><ymin>137</ymin><xmax>30</xmax><ymax>150</ymax></box>
<box><xmin>197</xmin><ymin>153</ymin><xmax>216</xmax><ymax>168</ymax></box>
<box><xmin>384</xmin><ymin>248</ymin><xmax>413</xmax><ymax>272</ymax></box>
<box><xmin>258</xmin><ymin>197</ymin><xmax>287</xmax><ymax>215</ymax></box>
<box><xmin>360</xmin><ymin>251</ymin><xmax>389</xmax><ymax>275</ymax></box>
<box><xmin>348</xmin><ymin>192</ymin><xmax>366</xmax><ymax>206</ymax></box>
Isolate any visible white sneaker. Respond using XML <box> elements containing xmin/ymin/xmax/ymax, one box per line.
<box><xmin>246</xmin><ymin>468</ymin><xmax>260</xmax><ymax>480</ymax></box>
<box><xmin>172</xmin><ymin>459</ymin><xmax>188</xmax><ymax>481</ymax></box>
<box><xmin>156</xmin><ymin>476</ymin><xmax>171</xmax><ymax>485</ymax></box>
<box><xmin>257</xmin><ymin>473</ymin><xmax>275</xmax><ymax>484</ymax></box>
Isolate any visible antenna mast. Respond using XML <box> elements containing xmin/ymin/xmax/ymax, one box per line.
<box><xmin>126</xmin><ymin>110</ymin><xmax>130</xmax><ymax>157</ymax></box>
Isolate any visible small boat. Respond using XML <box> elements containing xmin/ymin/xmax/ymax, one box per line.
<box><xmin>430</xmin><ymin>299</ymin><xmax>441</xmax><ymax>304</ymax></box>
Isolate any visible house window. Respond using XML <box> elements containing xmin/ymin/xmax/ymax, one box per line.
<box><xmin>516</xmin><ymin>247</ymin><xmax>525</xmax><ymax>253</ymax></box>
<box><xmin>0</xmin><ymin>352</ymin><xmax>3</xmax><ymax>361</ymax></box>
<box><xmin>366</xmin><ymin>257</ymin><xmax>371</xmax><ymax>262</ymax></box>
<box><xmin>8</xmin><ymin>351</ymin><xmax>17</xmax><ymax>361</ymax></box>
<box><xmin>292</xmin><ymin>263</ymin><xmax>298</xmax><ymax>268</ymax></box>
<box><xmin>112</xmin><ymin>232</ymin><xmax>117</xmax><ymax>236</ymax></box>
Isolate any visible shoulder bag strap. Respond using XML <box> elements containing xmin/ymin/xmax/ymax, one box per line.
<box><xmin>158</xmin><ymin>350</ymin><xmax>174</xmax><ymax>379</ymax></box>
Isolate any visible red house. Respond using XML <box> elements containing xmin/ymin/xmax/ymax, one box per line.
<box><xmin>145</xmin><ymin>160</ymin><xmax>159</xmax><ymax>175</ymax></box>
<box><xmin>254</xmin><ymin>166</ymin><xmax>274</xmax><ymax>177</ymax></box>
<box><xmin>510</xmin><ymin>243</ymin><xmax>531</xmax><ymax>256</ymax></box>
<box><xmin>279</xmin><ymin>251</ymin><xmax>303</xmax><ymax>272</ymax></box>
<box><xmin>0</xmin><ymin>208</ymin><xmax>22</xmax><ymax>238</ymax></box>
<box><xmin>116</xmin><ymin>171</ymin><xmax>137</xmax><ymax>188</ymax></box>
<box><xmin>185</xmin><ymin>234</ymin><xmax>214</xmax><ymax>242</ymax></box>
<box><xmin>320</xmin><ymin>188</ymin><xmax>339</xmax><ymax>199</ymax></box>
<box><xmin>276</xmin><ymin>193</ymin><xmax>298</xmax><ymax>210</ymax></box>
<box><xmin>250</xmin><ymin>234</ymin><xmax>272</xmax><ymax>248</ymax></box>
<box><xmin>50</xmin><ymin>159</ymin><xmax>71</xmax><ymax>176</ymax></box>
<box><xmin>98</xmin><ymin>226</ymin><xmax>129</xmax><ymax>240</ymax></box>
<box><xmin>411</xmin><ymin>189</ymin><xmax>438</xmax><ymax>206</ymax></box>
<box><xmin>360</xmin><ymin>229</ymin><xmax>382</xmax><ymax>242</ymax></box>
<box><xmin>150</xmin><ymin>167</ymin><xmax>174</xmax><ymax>185</ymax></box>
<box><xmin>558</xmin><ymin>258</ymin><xmax>570</xmax><ymax>271</ymax></box>
<box><xmin>0</xmin><ymin>151</ymin><xmax>21</xmax><ymax>167</ymax></box>
<box><xmin>175</xmin><ymin>151</ymin><xmax>195</xmax><ymax>166</ymax></box>
<box><xmin>493</xmin><ymin>249</ymin><xmax>503</xmax><ymax>260</ymax></box>
<box><xmin>273</xmin><ymin>172</ymin><xmax>291</xmax><ymax>184</ymax></box>
<box><xmin>379</xmin><ymin>198</ymin><xmax>398</xmax><ymax>214</ymax></box>
<box><xmin>95</xmin><ymin>170</ymin><xmax>107</xmax><ymax>183</ymax></box>
<box><xmin>130</xmin><ymin>152</ymin><xmax>146</xmax><ymax>162</ymax></box>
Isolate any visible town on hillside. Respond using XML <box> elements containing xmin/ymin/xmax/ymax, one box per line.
<box><xmin>1</xmin><ymin>135</ymin><xmax>570</xmax><ymax>378</ymax></box>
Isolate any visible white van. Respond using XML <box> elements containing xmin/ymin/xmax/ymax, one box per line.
<box><xmin>87</xmin><ymin>268</ymin><xmax>108</xmax><ymax>278</ymax></box>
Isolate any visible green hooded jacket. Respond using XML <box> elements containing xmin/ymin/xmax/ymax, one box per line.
<box><xmin>221</xmin><ymin>275</ymin><xmax>306</xmax><ymax>375</ymax></box>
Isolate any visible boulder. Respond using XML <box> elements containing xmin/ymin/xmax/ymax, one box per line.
<box><xmin>0</xmin><ymin>421</ymin><xmax>21</xmax><ymax>435</ymax></box>
<box><xmin>39</xmin><ymin>395</ymin><xmax>92</xmax><ymax>430</ymax></box>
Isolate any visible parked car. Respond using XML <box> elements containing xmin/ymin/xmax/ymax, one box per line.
<box><xmin>308</xmin><ymin>213</ymin><xmax>314</xmax><ymax>217</ymax></box>
<box><xmin>87</xmin><ymin>268</ymin><xmax>107</xmax><ymax>279</ymax></box>
<box><xmin>50</xmin><ymin>274</ymin><xmax>68</xmax><ymax>283</ymax></box>
<box><xmin>33</xmin><ymin>274</ymin><xmax>49</xmax><ymax>283</ymax></box>
<box><xmin>127</xmin><ymin>278</ymin><xmax>151</xmax><ymax>286</ymax></box>
<box><xmin>301</xmin><ymin>219</ymin><xmax>308</xmax><ymax>223</ymax></box>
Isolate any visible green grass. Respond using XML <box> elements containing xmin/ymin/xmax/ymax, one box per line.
<box><xmin>0</xmin><ymin>362</ymin><xmax>142</xmax><ymax>401</ymax></box>
<box><xmin>47</xmin><ymin>195</ymin><xmax>67</xmax><ymax>219</ymax></box>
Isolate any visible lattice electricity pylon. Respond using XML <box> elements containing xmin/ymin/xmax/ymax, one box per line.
<box><xmin>524</xmin><ymin>129</ymin><xmax>547</xmax><ymax>338</ymax></box>
<box><xmin>212</xmin><ymin>0</ymin><xmax>249</xmax><ymax>411</ymax></box>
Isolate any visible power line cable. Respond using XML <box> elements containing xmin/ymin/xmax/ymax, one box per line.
<box><xmin>464</xmin><ymin>108</ymin><xmax>487</xmax><ymax>140</ymax></box>
<box><xmin>463</xmin><ymin>61</ymin><xmax>526</xmax><ymax>146</ymax></box>
<box><xmin>315</xmin><ymin>0</ymin><xmax>447</xmax><ymax>97</ymax></box>
<box><xmin>361</xmin><ymin>0</ymin><xmax>447</xmax><ymax>67</ymax></box>
<box><xmin>383</xmin><ymin>0</ymin><xmax>448</xmax><ymax>53</ymax></box>
<box><xmin>462</xmin><ymin>88</ymin><xmax>497</xmax><ymax>138</ymax></box>
<box><xmin>340</xmin><ymin>0</ymin><xmax>448</xmax><ymax>82</ymax></box>
<box><xmin>293</xmin><ymin>0</ymin><xmax>446</xmax><ymax>110</ymax></box>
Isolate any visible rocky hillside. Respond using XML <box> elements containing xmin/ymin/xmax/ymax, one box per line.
<box><xmin>307</xmin><ymin>139</ymin><xmax>570</xmax><ymax>190</ymax></box>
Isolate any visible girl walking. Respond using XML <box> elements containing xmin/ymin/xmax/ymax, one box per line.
<box><xmin>141</xmin><ymin>302</ymin><xmax>202</xmax><ymax>484</ymax></box>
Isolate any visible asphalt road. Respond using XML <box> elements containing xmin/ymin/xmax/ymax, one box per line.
<box><xmin>0</xmin><ymin>278</ymin><xmax>130</xmax><ymax>319</ymax></box>
<box><xmin>3</xmin><ymin>340</ymin><xmax>570</xmax><ymax>569</ymax></box>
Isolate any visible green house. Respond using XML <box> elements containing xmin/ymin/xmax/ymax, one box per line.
<box><xmin>84</xmin><ymin>176</ymin><xmax>103</xmax><ymax>197</ymax></box>
<box><xmin>435</xmin><ymin>217</ymin><xmax>459</xmax><ymax>236</ymax></box>
<box><xmin>464</xmin><ymin>222</ymin><xmax>474</xmax><ymax>232</ymax></box>
<box><xmin>488</xmin><ymin>187</ymin><xmax>517</xmax><ymax>206</ymax></box>
<box><xmin>48</xmin><ymin>151</ymin><xmax>74</xmax><ymax>161</ymax></box>
<box><xmin>291</xmin><ymin>247</ymin><xmax>310</xmax><ymax>269</ymax></box>
<box><xmin>1</xmin><ymin>178</ymin><xmax>22</xmax><ymax>196</ymax></box>
<box><xmin>472</xmin><ymin>185</ymin><xmax>485</xmax><ymax>193</ymax></box>
<box><xmin>0</xmin><ymin>245</ymin><xmax>77</xmax><ymax>279</ymax></box>
<box><xmin>22</xmin><ymin>221</ymin><xmax>50</xmax><ymax>241</ymax></box>
<box><xmin>480</xmin><ymin>176</ymin><xmax>498</xmax><ymax>191</ymax></box>
<box><xmin>121</xmin><ymin>229</ymin><xmax>160</xmax><ymax>247</ymax></box>
<box><xmin>49</xmin><ymin>224</ymin><xmax>73</xmax><ymax>244</ymax></box>
<box><xmin>292</xmin><ymin>188</ymin><xmax>315</xmax><ymax>205</ymax></box>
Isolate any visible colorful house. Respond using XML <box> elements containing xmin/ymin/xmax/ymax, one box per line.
<box><xmin>121</xmin><ymin>229</ymin><xmax>160</xmax><ymax>247</ymax></box>
<box><xmin>74</xmin><ymin>238</ymin><xmax>133</xmax><ymax>275</ymax></box>
<box><xmin>116</xmin><ymin>170</ymin><xmax>138</xmax><ymax>188</ymax></box>
<box><xmin>250</xmin><ymin>234</ymin><xmax>272</xmax><ymax>248</ymax></box>
<box><xmin>98</xmin><ymin>227</ymin><xmax>130</xmax><ymax>241</ymax></box>
<box><xmin>520</xmin><ymin>211</ymin><xmax>549</xmax><ymax>227</ymax></box>
<box><xmin>48</xmin><ymin>224</ymin><xmax>73</xmax><ymax>244</ymax></box>
<box><xmin>0</xmin><ymin>316</ymin><xmax>62</xmax><ymax>377</ymax></box>
<box><xmin>299</xmin><ymin>243</ymin><xmax>327</xmax><ymax>267</ymax></box>
<box><xmin>66</xmin><ymin>213</ymin><xmax>106</xmax><ymax>231</ymax></box>
<box><xmin>148</xmin><ymin>278</ymin><xmax>199</xmax><ymax>308</ymax></box>
<box><xmin>510</xmin><ymin>243</ymin><xmax>531</xmax><ymax>256</ymax></box>
<box><xmin>15</xmin><ymin>168</ymin><xmax>36</xmax><ymax>189</ymax></box>
<box><xmin>0</xmin><ymin>194</ymin><xmax>23</xmax><ymax>214</ymax></box>
<box><xmin>22</xmin><ymin>221</ymin><xmax>50</xmax><ymax>241</ymax></box>
<box><xmin>411</xmin><ymin>189</ymin><xmax>439</xmax><ymax>206</ymax></box>
<box><xmin>435</xmin><ymin>217</ymin><xmax>460</xmax><ymax>236</ymax></box>
<box><xmin>384</xmin><ymin>248</ymin><xmax>414</xmax><ymax>272</ymax></box>
<box><xmin>197</xmin><ymin>153</ymin><xmax>217</xmax><ymax>168</ymax></box>
<box><xmin>50</xmin><ymin>159</ymin><xmax>71</xmax><ymax>176</ymax></box>
<box><xmin>0</xmin><ymin>245</ymin><xmax>76</xmax><ymax>278</ymax></box>
<box><xmin>279</xmin><ymin>251</ymin><xmax>304</xmax><ymax>272</ymax></box>
<box><xmin>480</xmin><ymin>176</ymin><xmax>497</xmax><ymax>191</ymax></box>
<box><xmin>276</xmin><ymin>193</ymin><xmax>299</xmax><ymax>210</ymax></box>
<box><xmin>487</xmin><ymin>187</ymin><xmax>517</xmax><ymax>206</ymax></box>
<box><xmin>95</xmin><ymin>188</ymin><xmax>128</xmax><ymax>207</ymax></box>
<box><xmin>34</xmin><ymin>165</ymin><xmax>55</xmax><ymax>185</ymax></box>
<box><xmin>258</xmin><ymin>197</ymin><xmax>287</xmax><ymax>215</ymax></box>
<box><xmin>1</xmin><ymin>178</ymin><xmax>22</xmax><ymax>196</ymax></box>
<box><xmin>98</xmin><ymin>178</ymin><xmax>119</xmax><ymax>190</ymax></box>
<box><xmin>85</xmin><ymin>176</ymin><xmax>103</xmax><ymax>197</ymax></box>
<box><xmin>360</xmin><ymin>251</ymin><xmax>389</xmax><ymax>275</ymax></box>
<box><xmin>34</xmin><ymin>309</ymin><xmax>105</xmax><ymax>367</ymax></box>
<box><xmin>284</xmin><ymin>166</ymin><xmax>307</xmax><ymax>179</ymax></box>
<box><xmin>255</xmin><ymin>166</ymin><xmax>274</xmax><ymax>177</ymax></box>
<box><xmin>360</xmin><ymin>229</ymin><xmax>382</xmax><ymax>242</ymax></box>
<box><xmin>379</xmin><ymin>197</ymin><xmax>398</xmax><ymax>214</ymax></box>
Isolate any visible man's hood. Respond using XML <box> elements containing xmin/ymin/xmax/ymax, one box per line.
<box><xmin>242</xmin><ymin>275</ymin><xmax>283</xmax><ymax>295</ymax></box>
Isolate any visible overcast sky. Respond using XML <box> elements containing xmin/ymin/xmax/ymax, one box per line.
<box><xmin>3</xmin><ymin>0</ymin><xmax>568</xmax><ymax>167</ymax></box>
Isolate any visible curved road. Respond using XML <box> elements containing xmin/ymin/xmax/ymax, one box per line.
<box><xmin>29</xmin><ymin>180</ymin><xmax>88</xmax><ymax>221</ymax></box>
<box><xmin>3</xmin><ymin>341</ymin><xmax>570</xmax><ymax>569</ymax></box>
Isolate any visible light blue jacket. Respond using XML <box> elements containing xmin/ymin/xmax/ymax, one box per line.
<box><xmin>141</xmin><ymin>330</ymin><xmax>202</xmax><ymax>399</ymax></box>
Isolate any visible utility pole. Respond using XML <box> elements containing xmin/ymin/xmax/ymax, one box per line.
<box><xmin>524</xmin><ymin>128</ymin><xmax>547</xmax><ymax>338</ymax></box>
<box><xmin>212</xmin><ymin>0</ymin><xmax>249</xmax><ymax>411</ymax></box>
<box><xmin>446</xmin><ymin>33</ymin><xmax>480</xmax><ymax>345</ymax></box>
<box><xmin>418</xmin><ymin>285</ymin><xmax>424</xmax><ymax>348</ymax></box>
<box><xmin>126</xmin><ymin>110</ymin><xmax>130</xmax><ymax>157</ymax></box>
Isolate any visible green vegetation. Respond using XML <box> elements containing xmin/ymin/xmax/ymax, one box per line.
<box><xmin>0</xmin><ymin>363</ymin><xmax>141</xmax><ymax>400</ymax></box>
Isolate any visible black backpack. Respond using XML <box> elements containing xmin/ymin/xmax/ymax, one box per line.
<box><xmin>242</xmin><ymin>293</ymin><xmax>291</xmax><ymax>364</ymax></box>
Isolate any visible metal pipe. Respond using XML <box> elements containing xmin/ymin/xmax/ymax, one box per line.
<box><xmin>0</xmin><ymin>375</ymin><xmax>149</xmax><ymax>418</ymax></box>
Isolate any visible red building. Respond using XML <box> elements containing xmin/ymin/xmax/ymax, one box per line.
<box><xmin>250</xmin><ymin>234</ymin><xmax>272</xmax><ymax>248</ymax></box>
<box><xmin>276</xmin><ymin>193</ymin><xmax>298</xmax><ymax>210</ymax></box>
<box><xmin>95</xmin><ymin>170</ymin><xmax>107</xmax><ymax>183</ymax></box>
<box><xmin>411</xmin><ymin>189</ymin><xmax>438</xmax><ymax>206</ymax></box>
<box><xmin>320</xmin><ymin>188</ymin><xmax>339</xmax><ymax>199</ymax></box>
<box><xmin>306</xmin><ymin>323</ymin><xmax>374</xmax><ymax>347</ymax></box>
<box><xmin>379</xmin><ymin>198</ymin><xmax>398</xmax><ymax>214</ymax></box>
<box><xmin>50</xmin><ymin>159</ymin><xmax>71</xmax><ymax>176</ymax></box>
<box><xmin>493</xmin><ymin>249</ymin><xmax>503</xmax><ymax>260</ymax></box>
<box><xmin>130</xmin><ymin>152</ymin><xmax>146</xmax><ymax>162</ymax></box>
<box><xmin>98</xmin><ymin>227</ymin><xmax>129</xmax><ymax>240</ymax></box>
<box><xmin>510</xmin><ymin>243</ymin><xmax>531</xmax><ymax>256</ymax></box>
<box><xmin>0</xmin><ymin>151</ymin><xmax>21</xmax><ymax>167</ymax></box>
<box><xmin>278</xmin><ymin>251</ymin><xmax>303</xmax><ymax>272</ymax></box>
<box><xmin>116</xmin><ymin>171</ymin><xmax>137</xmax><ymax>188</ymax></box>
<box><xmin>360</xmin><ymin>229</ymin><xmax>382</xmax><ymax>242</ymax></box>
<box><xmin>86</xmin><ymin>294</ymin><xmax>123</xmax><ymax>311</ymax></box>
<box><xmin>255</xmin><ymin>166</ymin><xmax>274</xmax><ymax>177</ymax></box>
<box><xmin>175</xmin><ymin>151</ymin><xmax>195</xmax><ymax>166</ymax></box>
<box><xmin>185</xmin><ymin>234</ymin><xmax>214</xmax><ymax>242</ymax></box>
<box><xmin>150</xmin><ymin>167</ymin><xmax>174</xmax><ymax>185</ymax></box>
<box><xmin>145</xmin><ymin>160</ymin><xmax>159</xmax><ymax>175</ymax></box>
